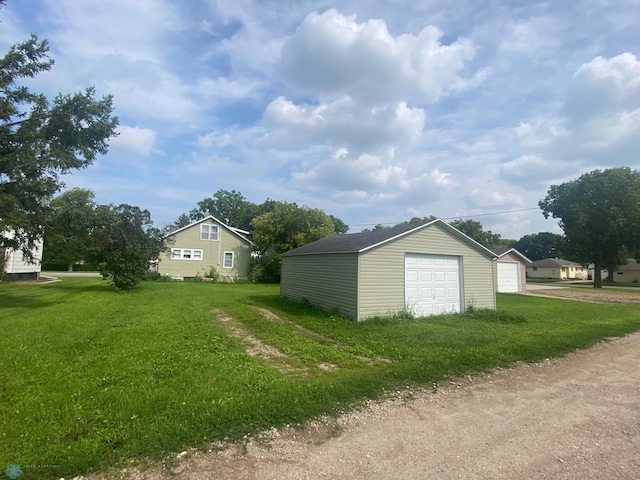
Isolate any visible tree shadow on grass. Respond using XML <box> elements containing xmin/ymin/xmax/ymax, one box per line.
<box><xmin>0</xmin><ymin>280</ymin><xmax>112</xmax><ymax>310</ymax></box>
<box><xmin>0</xmin><ymin>291</ymin><xmax>62</xmax><ymax>309</ymax></box>
<box><xmin>44</xmin><ymin>282</ymin><xmax>112</xmax><ymax>293</ymax></box>
<box><xmin>247</xmin><ymin>293</ymin><xmax>335</xmax><ymax>319</ymax></box>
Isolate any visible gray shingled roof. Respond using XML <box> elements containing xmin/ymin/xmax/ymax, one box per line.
<box><xmin>530</xmin><ymin>258</ymin><xmax>582</xmax><ymax>267</ymax></box>
<box><xmin>281</xmin><ymin>218</ymin><xmax>496</xmax><ymax>257</ymax></box>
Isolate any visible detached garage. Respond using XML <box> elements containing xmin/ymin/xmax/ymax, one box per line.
<box><xmin>491</xmin><ymin>248</ymin><xmax>531</xmax><ymax>293</ymax></box>
<box><xmin>280</xmin><ymin>219</ymin><xmax>497</xmax><ymax>321</ymax></box>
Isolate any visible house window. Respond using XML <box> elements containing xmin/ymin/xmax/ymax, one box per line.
<box><xmin>532</xmin><ymin>266</ymin><xmax>538</xmax><ymax>271</ymax></box>
<box><xmin>223</xmin><ymin>251</ymin><xmax>234</xmax><ymax>268</ymax></box>
<box><xmin>171</xmin><ymin>248</ymin><xmax>203</xmax><ymax>260</ymax></box>
<box><xmin>200</xmin><ymin>224</ymin><xmax>219</xmax><ymax>241</ymax></box>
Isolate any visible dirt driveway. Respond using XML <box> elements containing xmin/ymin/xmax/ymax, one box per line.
<box><xmin>93</xmin><ymin>290</ymin><xmax>640</xmax><ymax>480</ymax></box>
<box><xmin>526</xmin><ymin>284</ymin><xmax>640</xmax><ymax>304</ymax></box>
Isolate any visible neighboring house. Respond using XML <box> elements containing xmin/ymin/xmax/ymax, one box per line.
<box><xmin>1</xmin><ymin>231</ymin><xmax>43</xmax><ymax>281</ymax></box>
<box><xmin>280</xmin><ymin>219</ymin><xmax>496</xmax><ymax>321</ymax></box>
<box><xmin>159</xmin><ymin>215</ymin><xmax>252</xmax><ymax>280</ymax></box>
<box><xmin>526</xmin><ymin>258</ymin><xmax>587</xmax><ymax>280</ymax></box>
<box><xmin>491</xmin><ymin>247</ymin><xmax>531</xmax><ymax>293</ymax></box>
<box><xmin>612</xmin><ymin>258</ymin><xmax>640</xmax><ymax>283</ymax></box>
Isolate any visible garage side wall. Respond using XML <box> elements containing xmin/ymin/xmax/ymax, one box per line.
<box><xmin>358</xmin><ymin>224</ymin><xmax>495</xmax><ymax>320</ymax></box>
<box><xmin>280</xmin><ymin>253</ymin><xmax>359</xmax><ymax>319</ymax></box>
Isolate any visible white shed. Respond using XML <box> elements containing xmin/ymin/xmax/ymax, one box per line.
<box><xmin>491</xmin><ymin>248</ymin><xmax>531</xmax><ymax>293</ymax></box>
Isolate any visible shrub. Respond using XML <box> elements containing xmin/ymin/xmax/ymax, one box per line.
<box><xmin>249</xmin><ymin>252</ymin><xmax>281</xmax><ymax>283</ymax></box>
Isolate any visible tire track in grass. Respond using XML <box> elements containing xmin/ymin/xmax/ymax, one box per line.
<box><xmin>211</xmin><ymin>308</ymin><xmax>308</xmax><ymax>375</ymax></box>
<box><xmin>253</xmin><ymin>307</ymin><xmax>393</xmax><ymax>368</ymax></box>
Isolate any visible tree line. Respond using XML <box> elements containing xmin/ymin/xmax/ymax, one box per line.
<box><xmin>44</xmin><ymin>189</ymin><xmax>350</xmax><ymax>284</ymax></box>
<box><xmin>35</xmin><ymin>167</ymin><xmax>640</xmax><ymax>290</ymax></box>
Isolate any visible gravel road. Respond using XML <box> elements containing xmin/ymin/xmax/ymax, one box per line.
<box><xmin>90</xmin><ymin>289</ymin><xmax>640</xmax><ymax>480</ymax></box>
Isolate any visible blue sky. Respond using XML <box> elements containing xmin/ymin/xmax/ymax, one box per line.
<box><xmin>2</xmin><ymin>0</ymin><xmax>639</xmax><ymax>239</ymax></box>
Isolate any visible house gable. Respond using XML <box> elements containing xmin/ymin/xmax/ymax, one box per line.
<box><xmin>159</xmin><ymin>216</ymin><xmax>252</xmax><ymax>280</ymax></box>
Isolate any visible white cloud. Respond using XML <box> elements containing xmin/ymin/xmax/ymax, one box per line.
<box><xmin>278</xmin><ymin>9</ymin><xmax>478</xmax><ymax>105</ymax></box>
<box><xmin>513</xmin><ymin>120</ymin><xmax>568</xmax><ymax>149</ymax></box>
<box><xmin>261</xmin><ymin>96</ymin><xmax>425</xmax><ymax>150</ymax></box>
<box><xmin>109</xmin><ymin>126</ymin><xmax>158</xmax><ymax>158</ymax></box>
<box><xmin>195</xmin><ymin>131</ymin><xmax>232</xmax><ymax>149</ymax></box>
<box><xmin>499</xmin><ymin>155</ymin><xmax>578</xmax><ymax>189</ymax></box>
<box><xmin>106</xmin><ymin>74</ymin><xmax>202</xmax><ymax>126</ymax></box>
<box><xmin>499</xmin><ymin>16</ymin><xmax>562</xmax><ymax>57</ymax></box>
<box><xmin>42</xmin><ymin>0</ymin><xmax>184</xmax><ymax>64</ymax></box>
<box><xmin>464</xmin><ymin>189</ymin><xmax>525</xmax><ymax>210</ymax></box>
<box><xmin>290</xmin><ymin>148</ymin><xmax>455</xmax><ymax>206</ymax></box>
<box><xmin>565</xmin><ymin>53</ymin><xmax>640</xmax><ymax>125</ymax></box>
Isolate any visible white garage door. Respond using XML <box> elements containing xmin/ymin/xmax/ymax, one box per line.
<box><xmin>497</xmin><ymin>262</ymin><xmax>519</xmax><ymax>292</ymax></box>
<box><xmin>405</xmin><ymin>253</ymin><xmax>461</xmax><ymax>317</ymax></box>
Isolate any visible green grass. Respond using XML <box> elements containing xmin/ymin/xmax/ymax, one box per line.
<box><xmin>1</xmin><ymin>279</ymin><xmax>639</xmax><ymax>478</ymax></box>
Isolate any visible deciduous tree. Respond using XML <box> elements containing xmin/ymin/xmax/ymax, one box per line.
<box><xmin>43</xmin><ymin>188</ymin><xmax>97</xmax><ymax>271</ymax></box>
<box><xmin>539</xmin><ymin>167</ymin><xmax>640</xmax><ymax>288</ymax></box>
<box><xmin>449</xmin><ymin>219</ymin><xmax>503</xmax><ymax>249</ymax></box>
<box><xmin>189</xmin><ymin>189</ymin><xmax>257</xmax><ymax>230</ymax></box>
<box><xmin>513</xmin><ymin>232</ymin><xmax>564</xmax><ymax>261</ymax></box>
<box><xmin>250</xmin><ymin>201</ymin><xmax>343</xmax><ymax>282</ymax></box>
<box><xmin>92</xmin><ymin>204</ymin><xmax>165</xmax><ymax>291</ymax></box>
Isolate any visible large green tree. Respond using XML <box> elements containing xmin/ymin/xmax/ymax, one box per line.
<box><xmin>250</xmin><ymin>201</ymin><xmax>342</xmax><ymax>282</ymax></box>
<box><xmin>189</xmin><ymin>189</ymin><xmax>258</xmax><ymax>230</ymax></box>
<box><xmin>513</xmin><ymin>232</ymin><xmax>564</xmax><ymax>261</ymax></box>
<box><xmin>0</xmin><ymin>22</ymin><xmax>118</xmax><ymax>258</ymax></box>
<box><xmin>164</xmin><ymin>212</ymin><xmax>192</xmax><ymax>234</ymax></box>
<box><xmin>92</xmin><ymin>204</ymin><xmax>165</xmax><ymax>291</ymax></box>
<box><xmin>251</xmin><ymin>201</ymin><xmax>338</xmax><ymax>253</ymax></box>
<box><xmin>449</xmin><ymin>219</ymin><xmax>504</xmax><ymax>249</ymax></box>
<box><xmin>539</xmin><ymin>167</ymin><xmax>640</xmax><ymax>288</ymax></box>
<box><xmin>43</xmin><ymin>188</ymin><xmax>97</xmax><ymax>270</ymax></box>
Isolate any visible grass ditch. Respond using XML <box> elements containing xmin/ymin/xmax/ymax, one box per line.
<box><xmin>1</xmin><ymin>279</ymin><xmax>639</xmax><ymax>478</ymax></box>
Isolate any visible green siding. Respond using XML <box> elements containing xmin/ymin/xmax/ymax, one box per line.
<box><xmin>159</xmin><ymin>220</ymin><xmax>251</xmax><ymax>279</ymax></box>
<box><xmin>358</xmin><ymin>223</ymin><xmax>495</xmax><ymax>320</ymax></box>
<box><xmin>280</xmin><ymin>254</ymin><xmax>359</xmax><ymax>319</ymax></box>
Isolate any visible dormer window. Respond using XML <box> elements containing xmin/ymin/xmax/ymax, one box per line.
<box><xmin>201</xmin><ymin>224</ymin><xmax>219</xmax><ymax>241</ymax></box>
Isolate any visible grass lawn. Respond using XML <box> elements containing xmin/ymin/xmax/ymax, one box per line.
<box><xmin>1</xmin><ymin>279</ymin><xmax>640</xmax><ymax>478</ymax></box>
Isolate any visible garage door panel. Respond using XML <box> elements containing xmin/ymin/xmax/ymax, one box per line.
<box><xmin>405</xmin><ymin>253</ymin><xmax>461</xmax><ymax>317</ymax></box>
<box><xmin>497</xmin><ymin>262</ymin><xmax>519</xmax><ymax>293</ymax></box>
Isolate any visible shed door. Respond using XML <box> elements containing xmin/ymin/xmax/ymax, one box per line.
<box><xmin>497</xmin><ymin>262</ymin><xmax>519</xmax><ymax>293</ymax></box>
<box><xmin>405</xmin><ymin>253</ymin><xmax>461</xmax><ymax>316</ymax></box>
